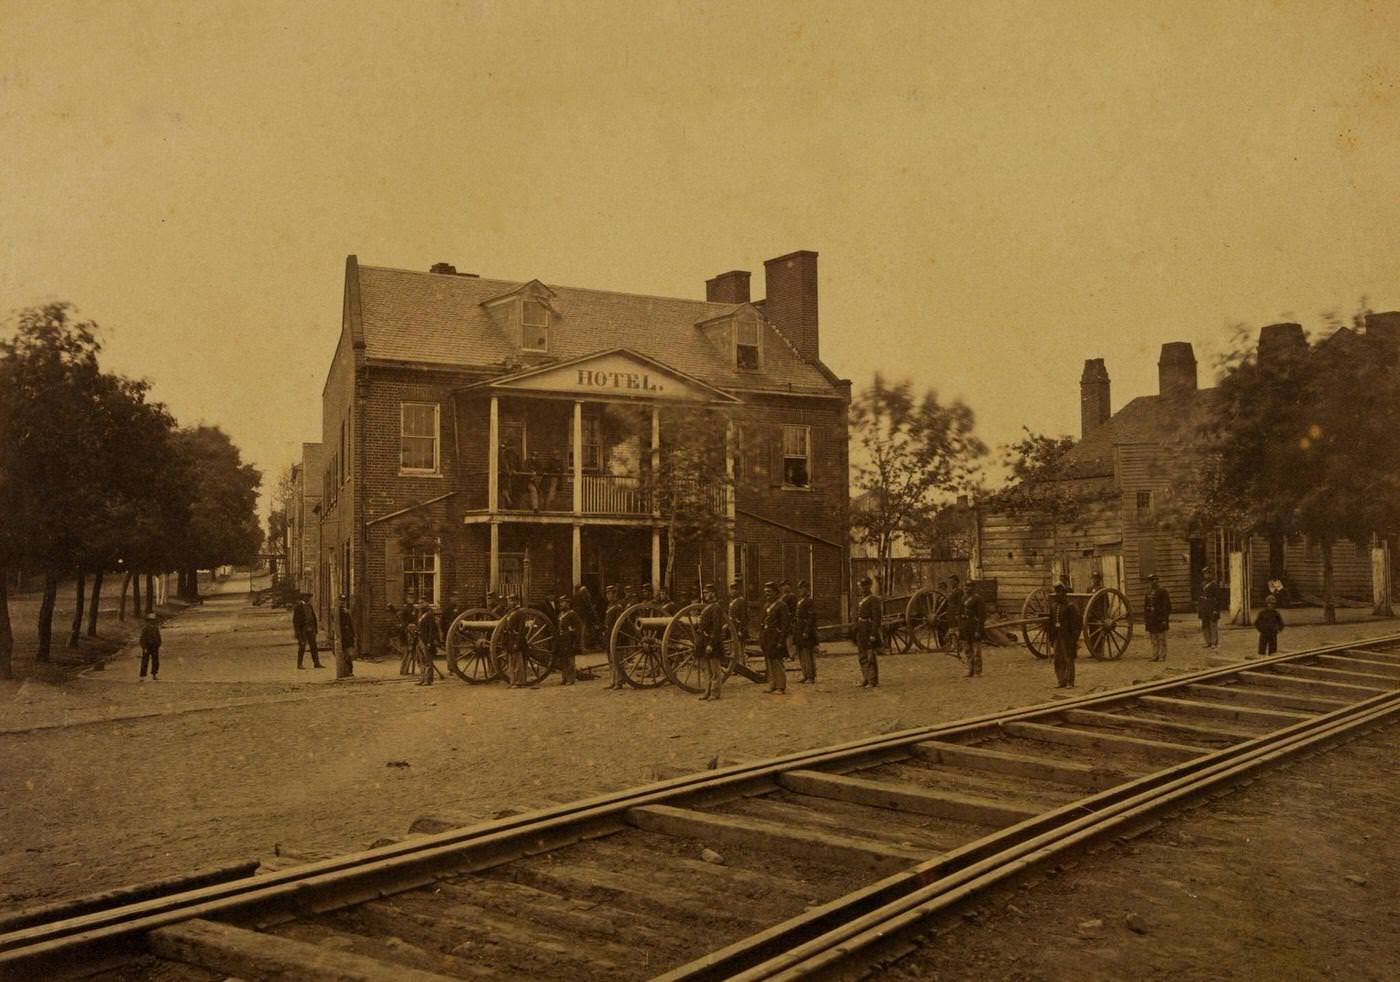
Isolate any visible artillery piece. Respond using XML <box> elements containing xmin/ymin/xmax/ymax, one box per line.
<box><xmin>444</xmin><ymin>605</ymin><xmax>558</xmax><ymax>685</ymax></box>
<box><xmin>607</xmin><ymin>601</ymin><xmax>768</xmax><ymax>691</ymax></box>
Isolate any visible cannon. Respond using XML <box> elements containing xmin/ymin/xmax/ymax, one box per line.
<box><xmin>608</xmin><ymin>601</ymin><xmax>768</xmax><ymax>692</ymax></box>
<box><xmin>998</xmin><ymin>586</ymin><xmax>1134</xmax><ymax>660</ymax></box>
<box><xmin>444</xmin><ymin>605</ymin><xmax>558</xmax><ymax>685</ymax></box>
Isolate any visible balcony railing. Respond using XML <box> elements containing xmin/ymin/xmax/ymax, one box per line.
<box><xmin>470</xmin><ymin>470</ymin><xmax>724</xmax><ymax>518</ymax></box>
<box><xmin>581</xmin><ymin>474</ymin><xmax>650</xmax><ymax>515</ymax></box>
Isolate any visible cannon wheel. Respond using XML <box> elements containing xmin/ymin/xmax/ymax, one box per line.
<box><xmin>490</xmin><ymin>606</ymin><xmax>556</xmax><ymax>686</ymax></box>
<box><xmin>1083</xmin><ymin>587</ymin><xmax>1133</xmax><ymax>660</ymax></box>
<box><xmin>610</xmin><ymin>602</ymin><xmax>669</xmax><ymax>689</ymax></box>
<box><xmin>661</xmin><ymin>603</ymin><xmax>709</xmax><ymax>693</ymax></box>
<box><xmin>1020</xmin><ymin>587</ymin><xmax>1053</xmax><ymax>659</ymax></box>
<box><xmin>445</xmin><ymin>607</ymin><xmax>499</xmax><ymax>683</ymax></box>
<box><xmin>906</xmin><ymin>588</ymin><xmax>950</xmax><ymax>651</ymax></box>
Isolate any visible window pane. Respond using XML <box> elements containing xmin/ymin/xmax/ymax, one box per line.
<box><xmin>736</xmin><ymin>317</ymin><xmax>759</xmax><ymax>345</ymax></box>
<box><xmin>783</xmin><ymin>425</ymin><xmax>808</xmax><ymax>456</ymax></box>
<box><xmin>402</xmin><ymin>436</ymin><xmax>435</xmax><ymax>471</ymax></box>
<box><xmin>523</xmin><ymin>300</ymin><xmax>549</xmax><ymax>350</ymax></box>
<box><xmin>783</xmin><ymin>457</ymin><xmax>809</xmax><ymax>487</ymax></box>
<box><xmin>402</xmin><ymin>404</ymin><xmax>436</xmax><ymax>437</ymax></box>
<box><xmin>736</xmin><ymin>344</ymin><xmax>759</xmax><ymax>370</ymax></box>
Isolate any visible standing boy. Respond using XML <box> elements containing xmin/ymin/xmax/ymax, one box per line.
<box><xmin>139</xmin><ymin>612</ymin><xmax>162</xmax><ymax>681</ymax></box>
<box><xmin>1255</xmin><ymin>595</ymin><xmax>1285</xmax><ymax>655</ymax></box>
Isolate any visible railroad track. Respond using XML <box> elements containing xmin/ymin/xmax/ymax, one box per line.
<box><xmin>5</xmin><ymin>636</ymin><xmax>1400</xmax><ymax>981</ymax></box>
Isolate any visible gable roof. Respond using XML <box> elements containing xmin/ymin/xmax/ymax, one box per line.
<box><xmin>459</xmin><ymin>347</ymin><xmax>742</xmax><ymax>403</ymax></box>
<box><xmin>352</xmin><ymin>261</ymin><xmax>840</xmax><ymax>396</ymax></box>
<box><xmin>1061</xmin><ymin>387</ymin><xmax>1218</xmax><ymax>478</ymax></box>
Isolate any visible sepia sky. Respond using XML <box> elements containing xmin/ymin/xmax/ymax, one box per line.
<box><xmin>3</xmin><ymin>0</ymin><xmax>1398</xmax><ymax>513</ymax></box>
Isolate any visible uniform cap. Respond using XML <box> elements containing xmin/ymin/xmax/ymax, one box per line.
<box><xmin>1053</xmin><ymin>583</ymin><xmax>1068</xmax><ymax>594</ymax></box>
<box><xmin>556</xmin><ymin>595</ymin><xmax>571</xmax><ymax>604</ymax></box>
<box><xmin>763</xmin><ymin>580</ymin><xmax>778</xmax><ymax>591</ymax></box>
<box><xmin>858</xmin><ymin>575</ymin><xmax>872</xmax><ymax>586</ymax></box>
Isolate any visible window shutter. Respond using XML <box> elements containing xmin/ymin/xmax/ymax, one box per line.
<box><xmin>769</xmin><ymin>428</ymin><xmax>783</xmax><ymax>487</ymax></box>
<box><xmin>384</xmin><ymin>537</ymin><xmax>403</xmax><ymax>609</ymax></box>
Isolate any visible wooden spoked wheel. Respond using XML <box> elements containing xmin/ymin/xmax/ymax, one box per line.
<box><xmin>1083</xmin><ymin>587</ymin><xmax>1133</xmax><ymax>660</ymax></box>
<box><xmin>1021</xmin><ymin>587</ymin><xmax>1053</xmax><ymax>659</ymax></box>
<box><xmin>906</xmin><ymin>588</ymin><xmax>951</xmax><ymax>651</ymax></box>
<box><xmin>445</xmin><ymin>607</ymin><xmax>499</xmax><ymax>683</ymax></box>
<box><xmin>661</xmin><ymin>603</ymin><xmax>707</xmax><ymax>693</ymax></box>
<box><xmin>886</xmin><ymin>620</ymin><xmax>915</xmax><ymax>653</ymax></box>
<box><xmin>610</xmin><ymin>602</ymin><xmax>669</xmax><ymax>689</ymax></box>
<box><xmin>490</xmin><ymin>606</ymin><xmax>557</xmax><ymax>685</ymax></box>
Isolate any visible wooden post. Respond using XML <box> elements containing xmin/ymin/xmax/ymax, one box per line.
<box><xmin>489</xmin><ymin>523</ymin><xmax>500</xmax><ymax>595</ymax></box>
<box><xmin>1372</xmin><ymin>539</ymin><xmax>1393</xmax><ymax>617</ymax></box>
<box><xmin>1229</xmin><ymin>546</ymin><xmax>1250</xmax><ymax>626</ymax></box>
<box><xmin>572</xmin><ymin>400</ymin><xmax>583</xmax><ymax>515</ymax></box>
<box><xmin>572</xmin><ymin>524</ymin><xmax>582</xmax><ymax>588</ymax></box>
<box><xmin>488</xmin><ymin>395</ymin><xmax>499</xmax><ymax>513</ymax></box>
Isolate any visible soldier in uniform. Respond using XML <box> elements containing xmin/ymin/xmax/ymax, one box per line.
<box><xmin>855</xmin><ymin>575</ymin><xmax>882</xmax><ymax>688</ymax></box>
<box><xmin>572</xmin><ymin>582</ymin><xmax>597</xmax><ymax>647</ymax></box>
<box><xmin>292</xmin><ymin>594</ymin><xmax>323</xmax><ymax>670</ymax></box>
<box><xmin>555</xmin><ymin>594</ymin><xmax>582</xmax><ymax>685</ymax></box>
<box><xmin>604</xmin><ymin>585</ymin><xmax>626</xmax><ymax>690</ymax></box>
<box><xmin>1144</xmin><ymin>573</ymin><xmax>1172</xmax><ymax>661</ymax></box>
<box><xmin>779</xmin><ymin>579</ymin><xmax>798</xmax><ymax>664</ymax></box>
<box><xmin>793</xmin><ymin>580</ymin><xmax>818</xmax><ymax>683</ymax></box>
<box><xmin>503</xmin><ymin>597</ymin><xmax>532</xmax><ymax>688</ymax></box>
<box><xmin>962</xmin><ymin>584</ymin><xmax>987</xmax><ymax>677</ymax></box>
<box><xmin>486</xmin><ymin>591</ymin><xmax>507</xmax><ymax>618</ymax></box>
<box><xmin>1197</xmin><ymin>568</ymin><xmax>1221</xmax><ymax>648</ymax></box>
<box><xmin>335</xmin><ymin>596</ymin><xmax>356</xmax><ymax>679</ymax></box>
<box><xmin>416</xmin><ymin>604</ymin><xmax>441</xmax><ymax>686</ymax></box>
<box><xmin>697</xmin><ymin>583</ymin><xmax>727</xmax><ymax>700</ymax></box>
<box><xmin>728</xmin><ymin>579</ymin><xmax>749</xmax><ymax>647</ymax></box>
<box><xmin>760</xmin><ymin>582</ymin><xmax>789</xmax><ymax>694</ymax></box>
<box><xmin>1049</xmin><ymin>583</ymin><xmax>1080</xmax><ymax>687</ymax></box>
<box><xmin>946</xmin><ymin>574</ymin><xmax>966</xmax><ymax>658</ymax></box>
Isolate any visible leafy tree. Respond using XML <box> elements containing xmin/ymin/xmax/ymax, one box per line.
<box><xmin>1193</xmin><ymin>321</ymin><xmax>1400</xmax><ymax>622</ymax></box>
<box><xmin>167</xmin><ymin>426</ymin><xmax>263</xmax><ymax>593</ymax></box>
<box><xmin>850</xmin><ymin>374</ymin><xmax>986</xmax><ymax>593</ymax></box>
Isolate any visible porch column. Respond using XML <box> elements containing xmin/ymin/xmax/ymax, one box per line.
<box><xmin>488</xmin><ymin>395</ymin><xmax>500</xmax><ymax>513</ymax></box>
<box><xmin>1228</xmin><ymin>538</ymin><xmax>1250</xmax><ymax>627</ymax></box>
<box><xmin>651</xmin><ymin>406</ymin><xmax>662</xmax><ymax>592</ymax></box>
<box><xmin>724</xmin><ymin>419</ymin><xmax>736</xmax><ymax>585</ymax></box>
<box><xmin>489</xmin><ymin>523</ymin><xmax>500</xmax><ymax>594</ymax></box>
<box><xmin>572</xmin><ymin>524</ymin><xmax>582</xmax><ymax>588</ymax></box>
<box><xmin>572</xmin><ymin>400</ymin><xmax>583</xmax><ymax>515</ymax></box>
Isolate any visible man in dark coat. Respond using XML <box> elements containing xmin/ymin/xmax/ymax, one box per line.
<box><xmin>292</xmin><ymin>595</ymin><xmax>323</xmax><ymax>670</ymax></box>
<box><xmin>1197</xmin><ymin>569</ymin><xmax>1221</xmax><ymax>648</ymax></box>
<box><xmin>760</xmin><ymin>582</ymin><xmax>789</xmax><ymax>694</ymax></box>
<box><xmin>855</xmin><ymin>575</ymin><xmax>882</xmax><ymax>688</ymax></box>
<box><xmin>416</xmin><ymin>604</ymin><xmax>441</xmax><ymax>686</ymax></box>
<box><xmin>1144</xmin><ymin>574</ymin><xmax>1172</xmax><ymax>662</ymax></box>
<box><xmin>1048</xmin><ymin>583</ymin><xmax>1080</xmax><ymax>688</ymax></box>
<box><xmin>572</xmin><ymin>582</ymin><xmax>597</xmax><ymax>646</ymax></box>
<box><xmin>728</xmin><ymin>580</ymin><xmax>749</xmax><ymax>646</ymax></box>
<box><xmin>793</xmin><ymin>580</ymin><xmax>819</xmax><ymax>683</ymax></box>
<box><xmin>335</xmin><ymin>596</ymin><xmax>356</xmax><ymax>679</ymax></box>
<box><xmin>946</xmin><ymin>574</ymin><xmax>966</xmax><ymax>657</ymax></box>
<box><xmin>139</xmin><ymin>612</ymin><xmax>162</xmax><ymax>681</ymax></box>
<box><xmin>697</xmin><ymin>583</ymin><xmax>727</xmax><ymax>700</ymax></box>
<box><xmin>555</xmin><ymin>595</ymin><xmax>582</xmax><ymax>685</ymax></box>
<box><xmin>604</xmin><ymin>585</ymin><xmax>626</xmax><ymax>690</ymax></box>
<box><xmin>962</xmin><ymin>585</ymin><xmax>987</xmax><ymax>678</ymax></box>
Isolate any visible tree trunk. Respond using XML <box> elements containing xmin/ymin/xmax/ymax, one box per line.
<box><xmin>87</xmin><ymin>570</ymin><xmax>104</xmax><ymax>637</ymax></box>
<box><xmin>145</xmin><ymin>573</ymin><xmax>155</xmax><ymax>614</ymax></box>
<box><xmin>0</xmin><ymin>568</ymin><xmax>13</xmax><ymax>679</ymax></box>
<box><xmin>68</xmin><ymin>567</ymin><xmax>87</xmax><ymax>648</ymax></box>
<box><xmin>35</xmin><ymin>570</ymin><xmax>59</xmax><ymax>662</ymax></box>
<box><xmin>131</xmin><ymin>573</ymin><xmax>142</xmax><ymax>622</ymax></box>
<box><xmin>119</xmin><ymin>571</ymin><xmax>132</xmax><ymax>621</ymax></box>
<box><xmin>1321</xmin><ymin>538</ymin><xmax>1337</xmax><ymax>625</ymax></box>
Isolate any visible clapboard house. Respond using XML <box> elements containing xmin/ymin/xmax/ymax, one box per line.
<box><xmin>975</xmin><ymin>318</ymin><xmax>1399</xmax><ymax>615</ymax></box>
<box><xmin>316</xmin><ymin>251</ymin><xmax>851</xmax><ymax>650</ymax></box>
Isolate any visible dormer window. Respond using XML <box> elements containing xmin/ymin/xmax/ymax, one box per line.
<box><xmin>735</xmin><ymin>314</ymin><xmax>761</xmax><ymax>370</ymax></box>
<box><xmin>522</xmin><ymin>299</ymin><xmax>550</xmax><ymax>351</ymax></box>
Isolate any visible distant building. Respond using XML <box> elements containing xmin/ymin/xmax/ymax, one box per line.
<box><xmin>976</xmin><ymin>317</ymin><xmax>1400</xmax><ymax>613</ymax></box>
<box><xmin>315</xmin><ymin>251</ymin><xmax>851</xmax><ymax>650</ymax></box>
<box><xmin>289</xmin><ymin>443</ymin><xmax>322</xmax><ymax>597</ymax></box>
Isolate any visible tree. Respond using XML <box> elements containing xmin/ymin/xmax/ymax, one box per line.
<box><xmin>1193</xmin><ymin>320</ymin><xmax>1400</xmax><ymax>622</ymax></box>
<box><xmin>849</xmin><ymin>374</ymin><xmax>986</xmax><ymax>593</ymax></box>
<box><xmin>165</xmin><ymin>426</ymin><xmax>263</xmax><ymax>595</ymax></box>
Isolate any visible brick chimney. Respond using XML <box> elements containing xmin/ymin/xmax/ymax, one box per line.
<box><xmin>1080</xmin><ymin>358</ymin><xmax>1111</xmax><ymax>437</ymax></box>
<box><xmin>1257</xmin><ymin>322</ymin><xmax>1307</xmax><ymax>365</ymax></box>
<box><xmin>1158</xmin><ymin>342</ymin><xmax>1197</xmax><ymax>397</ymax></box>
<box><xmin>706</xmin><ymin>270</ymin><xmax>751</xmax><ymax>304</ymax></box>
<box><xmin>763</xmin><ymin>250</ymin><xmax>819</xmax><ymax>362</ymax></box>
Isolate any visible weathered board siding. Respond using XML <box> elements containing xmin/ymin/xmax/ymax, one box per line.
<box><xmin>976</xmin><ymin>497</ymin><xmax>1121</xmax><ymax>613</ymax></box>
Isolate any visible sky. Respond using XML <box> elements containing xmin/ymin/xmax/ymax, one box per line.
<box><xmin>3</xmin><ymin>0</ymin><xmax>1398</xmax><ymax>516</ymax></box>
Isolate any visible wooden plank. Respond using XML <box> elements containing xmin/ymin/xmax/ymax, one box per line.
<box><xmin>625</xmin><ymin>804</ymin><xmax>928</xmax><ymax>874</ymax></box>
<box><xmin>776</xmin><ymin>770</ymin><xmax>1041</xmax><ymax>826</ymax></box>
<box><xmin>1182</xmin><ymin>683</ymin><xmax>1345</xmax><ymax>714</ymax></box>
<box><xmin>1237</xmin><ymin>670</ymin><xmax>1385</xmax><ymax>696</ymax></box>
<box><xmin>1315</xmin><ymin>653</ymin><xmax>1400</xmax><ymax>675</ymax></box>
<box><xmin>147</xmin><ymin>917</ymin><xmax>454</xmax><ymax>981</ymax></box>
<box><xmin>1343</xmin><ymin>647</ymin><xmax>1400</xmax><ymax>663</ymax></box>
<box><xmin>1062</xmin><ymin>708</ymin><xmax>1253</xmax><ymax>742</ymax></box>
<box><xmin>1002</xmin><ymin>721</ymin><xmax>1202</xmax><ymax>764</ymax></box>
<box><xmin>910</xmin><ymin>740</ymin><xmax>1126</xmax><ymax>790</ymax></box>
<box><xmin>1270</xmin><ymin>663</ymin><xmax>1399</xmax><ymax>686</ymax></box>
<box><xmin>1137</xmin><ymin>695</ymin><xmax>1310</xmax><ymax>726</ymax></box>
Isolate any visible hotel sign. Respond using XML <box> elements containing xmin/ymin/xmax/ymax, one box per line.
<box><xmin>501</xmin><ymin>351</ymin><xmax>732</xmax><ymax>402</ymax></box>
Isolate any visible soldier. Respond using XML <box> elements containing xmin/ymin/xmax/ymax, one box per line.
<box><xmin>486</xmin><ymin>591</ymin><xmax>507</xmax><ymax>618</ymax></box>
<box><xmin>962</xmin><ymin>584</ymin><xmax>987</xmax><ymax>678</ymax></box>
<box><xmin>335</xmin><ymin>596</ymin><xmax>355</xmax><ymax>679</ymax></box>
<box><xmin>416</xmin><ymin>604</ymin><xmax>441</xmax><ymax>686</ymax></box>
<box><xmin>604</xmin><ymin>585</ymin><xmax>626</xmax><ymax>690</ymax></box>
<box><xmin>697</xmin><ymin>583</ymin><xmax>727</xmax><ymax>701</ymax></box>
<box><xmin>555</xmin><ymin>594</ymin><xmax>582</xmax><ymax>685</ymax></box>
<box><xmin>1144</xmin><ymin>573</ymin><xmax>1172</xmax><ymax>661</ymax></box>
<box><xmin>855</xmin><ymin>575</ymin><xmax>882</xmax><ymax>688</ymax></box>
<box><xmin>640</xmin><ymin>583</ymin><xmax>654</xmax><ymax>604</ymax></box>
<box><xmin>1090</xmin><ymin>571</ymin><xmax>1104</xmax><ymax>592</ymax></box>
<box><xmin>760</xmin><ymin>582</ymin><xmax>789</xmax><ymax>694</ymax></box>
<box><xmin>623</xmin><ymin>584</ymin><xmax>638</xmax><ymax>607</ymax></box>
<box><xmin>1048</xmin><ymin>582</ymin><xmax>1080</xmax><ymax>687</ymax></box>
<box><xmin>503</xmin><ymin>597</ymin><xmax>532</xmax><ymax>689</ymax></box>
<box><xmin>292</xmin><ymin>594</ymin><xmax>323</xmax><ymax>670</ymax></box>
<box><xmin>780</xmin><ymin>579</ymin><xmax>798</xmax><ymax>663</ymax></box>
<box><xmin>793</xmin><ymin>580</ymin><xmax>818</xmax><ymax>683</ymax></box>
<box><xmin>440</xmin><ymin>592</ymin><xmax>462</xmax><ymax>642</ymax></box>
<box><xmin>1197</xmin><ymin>568</ymin><xmax>1221</xmax><ymax>649</ymax></box>
<box><xmin>572</xmin><ymin>582</ymin><xmax>597</xmax><ymax>646</ymax></box>
<box><xmin>946</xmin><ymin>573</ymin><xmax>966</xmax><ymax>658</ymax></box>
<box><xmin>728</xmin><ymin>580</ymin><xmax>749</xmax><ymax>646</ymax></box>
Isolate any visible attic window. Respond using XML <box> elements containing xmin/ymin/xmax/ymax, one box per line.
<box><xmin>522</xmin><ymin>299</ymin><xmax>550</xmax><ymax>352</ymax></box>
<box><xmin>735</xmin><ymin>314</ymin><xmax>760</xmax><ymax>370</ymax></box>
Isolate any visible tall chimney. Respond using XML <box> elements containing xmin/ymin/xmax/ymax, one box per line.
<box><xmin>1158</xmin><ymin>342</ymin><xmax>1197</xmax><ymax>397</ymax></box>
<box><xmin>762</xmin><ymin>250</ymin><xmax>819</xmax><ymax>362</ymax></box>
<box><xmin>1257</xmin><ymin>322</ymin><xmax>1307</xmax><ymax>365</ymax></box>
<box><xmin>1080</xmin><ymin>358</ymin><xmax>1111</xmax><ymax>437</ymax></box>
<box><xmin>705</xmin><ymin>270</ymin><xmax>750</xmax><ymax>304</ymax></box>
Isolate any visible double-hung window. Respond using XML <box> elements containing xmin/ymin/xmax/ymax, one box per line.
<box><xmin>735</xmin><ymin>315</ymin><xmax>761</xmax><ymax>370</ymax></box>
<box><xmin>400</xmin><ymin>402</ymin><xmax>440</xmax><ymax>474</ymax></box>
<box><xmin>403</xmin><ymin>546</ymin><xmax>438</xmax><ymax>604</ymax></box>
<box><xmin>522</xmin><ymin>300</ymin><xmax>550</xmax><ymax>351</ymax></box>
<box><xmin>782</xmin><ymin>425</ymin><xmax>811</xmax><ymax>488</ymax></box>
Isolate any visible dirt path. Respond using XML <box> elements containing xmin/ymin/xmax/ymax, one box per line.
<box><xmin>1</xmin><ymin>593</ymin><xmax>1395</xmax><ymax>913</ymax></box>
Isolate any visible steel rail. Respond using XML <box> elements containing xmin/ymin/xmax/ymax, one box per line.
<box><xmin>674</xmin><ymin>687</ymin><xmax>1400</xmax><ymax>981</ymax></box>
<box><xmin>2</xmin><ymin>635</ymin><xmax>1397</xmax><ymax>978</ymax></box>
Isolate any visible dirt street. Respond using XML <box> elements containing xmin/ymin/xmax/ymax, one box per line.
<box><xmin>1</xmin><ymin>590</ymin><xmax>1396</xmax><ymax>916</ymax></box>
